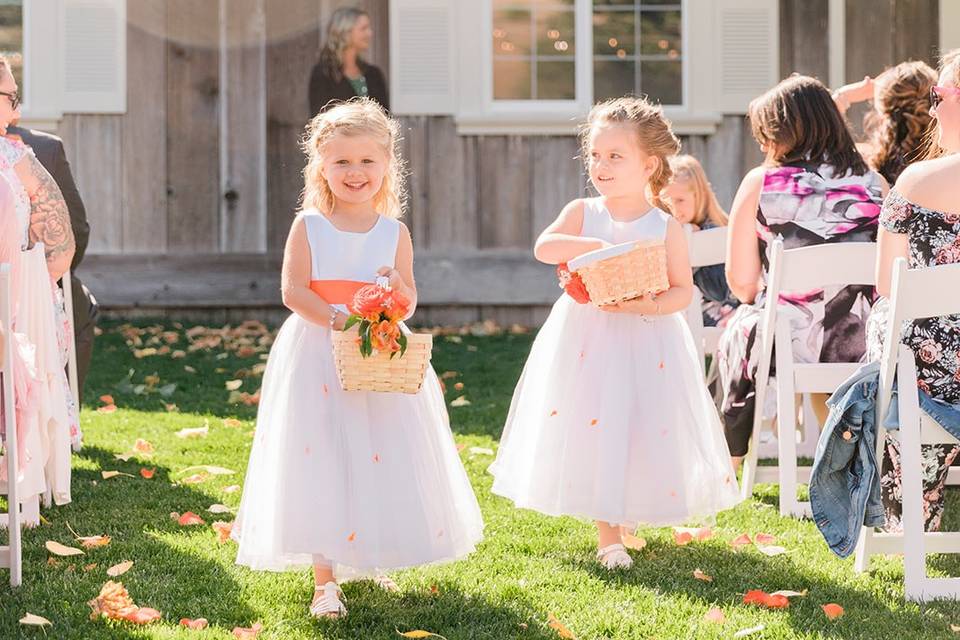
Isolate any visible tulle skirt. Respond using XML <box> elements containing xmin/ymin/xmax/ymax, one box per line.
<box><xmin>490</xmin><ymin>296</ymin><xmax>742</xmax><ymax>527</ymax></box>
<box><xmin>233</xmin><ymin>314</ymin><xmax>484</xmax><ymax>579</ymax></box>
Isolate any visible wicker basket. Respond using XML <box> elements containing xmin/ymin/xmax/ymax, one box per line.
<box><xmin>331</xmin><ymin>329</ymin><xmax>433</xmax><ymax>394</ymax></box>
<box><xmin>567</xmin><ymin>240</ymin><xmax>669</xmax><ymax>306</ymax></box>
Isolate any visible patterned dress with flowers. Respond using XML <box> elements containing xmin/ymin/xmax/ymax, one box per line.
<box><xmin>490</xmin><ymin>198</ymin><xmax>742</xmax><ymax>527</ymax></box>
<box><xmin>233</xmin><ymin>209</ymin><xmax>483</xmax><ymax>578</ymax></box>
<box><xmin>716</xmin><ymin>163</ymin><xmax>884</xmax><ymax>456</ymax></box>
<box><xmin>865</xmin><ymin>188</ymin><xmax>960</xmax><ymax>532</ymax></box>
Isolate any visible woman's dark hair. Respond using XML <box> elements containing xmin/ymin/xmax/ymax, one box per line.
<box><xmin>749</xmin><ymin>74</ymin><xmax>868</xmax><ymax>176</ymax></box>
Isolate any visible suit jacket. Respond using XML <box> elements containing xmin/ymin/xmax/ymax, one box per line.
<box><xmin>308</xmin><ymin>59</ymin><xmax>389</xmax><ymax>116</ymax></box>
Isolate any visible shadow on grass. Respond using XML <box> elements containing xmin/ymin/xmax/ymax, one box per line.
<box><xmin>557</xmin><ymin>534</ymin><xmax>958</xmax><ymax>640</ymax></box>
<box><xmin>0</xmin><ymin>444</ymin><xmax>257</xmax><ymax>639</ymax></box>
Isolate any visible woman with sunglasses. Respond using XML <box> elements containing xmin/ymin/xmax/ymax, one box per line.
<box><xmin>866</xmin><ymin>49</ymin><xmax>960</xmax><ymax>533</ymax></box>
<box><xmin>0</xmin><ymin>55</ymin><xmax>79</xmax><ymax>515</ymax></box>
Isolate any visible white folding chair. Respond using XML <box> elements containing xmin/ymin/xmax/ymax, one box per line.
<box><xmin>854</xmin><ymin>257</ymin><xmax>960</xmax><ymax>602</ymax></box>
<box><xmin>740</xmin><ymin>239</ymin><xmax>878</xmax><ymax>518</ymax></box>
<box><xmin>60</xmin><ymin>268</ymin><xmax>80</xmax><ymax>411</ymax></box>
<box><xmin>683</xmin><ymin>225</ymin><xmax>727</xmax><ymax>376</ymax></box>
<box><xmin>0</xmin><ymin>263</ymin><xmax>22</xmax><ymax>587</ymax></box>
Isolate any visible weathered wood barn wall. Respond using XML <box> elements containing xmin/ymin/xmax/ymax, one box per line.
<box><xmin>71</xmin><ymin>0</ymin><xmax>943</xmax><ymax>326</ymax></box>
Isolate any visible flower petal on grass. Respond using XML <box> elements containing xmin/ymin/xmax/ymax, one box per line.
<box><xmin>107</xmin><ymin>561</ymin><xmax>134</xmax><ymax>577</ymax></box>
<box><xmin>547</xmin><ymin>613</ymin><xmax>576</xmax><ymax>639</ymax></box>
<box><xmin>19</xmin><ymin>613</ymin><xmax>52</xmax><ymax>627</ymax></box>
<box><xmin>180</xmin><ymin>618</ymin><xmax>209</xmax><ymax>630</ymax></box>
<box><xmin>822</xmin><ymin>603</ymin><xmax>844</xmax><ymax>620</ymax></box>
<box><xmin>45</xmin><ymin>541</ymin><xmax>84</xmax><ymax>557</ymax></box>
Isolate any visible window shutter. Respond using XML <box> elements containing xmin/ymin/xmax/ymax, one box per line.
<box><xmin>389</xmin><ymin>0</ymin><xmax>456</xmax><ymax>115</ymax></box>
<box><xmin>716</xmin><ymin>0</ymin><xmax>778</xmax><ymax>114</ymax></box>
<box><xmin>61</xmin><ymin>0</ymin><xmax>127</xmax><ymax>113</ymax></box>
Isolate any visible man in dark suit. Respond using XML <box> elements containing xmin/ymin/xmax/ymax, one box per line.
<box><xmin>6</xmin><ymin>123</ymin><xmax>97</xmax><ymax>403</ymax></box>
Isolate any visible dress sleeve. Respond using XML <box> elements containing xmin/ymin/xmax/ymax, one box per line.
<box><xmin>0</xmin><ymin>136</ymin><xmax>31</xmax><ymax>170</ymax></box>
<box><xmin>879</xmin><ymin>188</ymin><xmax>912</xmax><ymax>233</ymax></box>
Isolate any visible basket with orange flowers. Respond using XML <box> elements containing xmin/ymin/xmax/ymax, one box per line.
<box><xmin>331</xmin><ymin>278</ymin><xmax>433</xmax><ymax>394</ymax></box>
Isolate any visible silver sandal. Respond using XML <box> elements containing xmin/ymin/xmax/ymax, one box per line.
<box><xmin>597</xmin><ymin>543</ymin><xmax>633</xmax><ymax>570</ymax></box>
<box><xmin>310</xmin><ymin>581</ymin><xmax>347</xmax><ymax>619</ymax></box>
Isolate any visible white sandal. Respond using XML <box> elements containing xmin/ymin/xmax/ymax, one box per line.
<box><xmin>373</xmin><ymin>574</ymin><xmax>399</xmax><ymax>592</ymax></box>
<box><xmin>597</xmin><ymin>543</ymin><xmax>633</xmax><ymax>570</ymax></box>
<box><xmin>310</xmin><ymin>581</ymin><xmax>347</xmax><ymax>619</ymax></box>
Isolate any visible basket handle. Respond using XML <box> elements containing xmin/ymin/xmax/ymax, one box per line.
<box><xmin>375</xmin><ymin>275</ymin><xmax>391</xmax><ymax>290</ymax></box>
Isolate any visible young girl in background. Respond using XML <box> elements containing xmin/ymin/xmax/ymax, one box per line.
<box><xmin>233</xmin><ymin>98</ymin><xmax>483</xmax><ymax>619</ymax></box>
<box><xmin>489</xmin><ymin>97</ymin><xmax>741</xmax><ymax>571</ymax></box>
<box><xmin>658</xmin><ymin>154</ymin><xmax>739</xmax><ymax>327</ymax></box>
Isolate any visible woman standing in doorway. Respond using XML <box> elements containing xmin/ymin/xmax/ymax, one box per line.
<box><xmin>309</xmin><ymin>6</ymin><xmax>389</xmax><ymax>115</ymax></box>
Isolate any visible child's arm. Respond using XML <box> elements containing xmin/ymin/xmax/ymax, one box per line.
<box><xmin>378</xmin><ymin>222</ymin><xmax>419</xmax><ymax>319</ymax></box>
<box><xmin>280</xmin><ymin>215</ymin><xmax>346</xmax><ymax>329</ymax></box>
<box><xmin>601</xmin><ymin>217</ymin><xmax>693</xmax><ymax>315</ymax></box>
<box><xmin>534</xmin><ymin>199</ymin><xmax>608</xmax><ymax>265</ymax></box>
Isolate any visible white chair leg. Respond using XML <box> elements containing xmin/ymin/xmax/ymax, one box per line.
<box><xmin>901</xmin><ymin>412</ymin><xmax>927</xmax><ymax>600</ymax></box>
<box><xmin>741</xmin><ymin>423</ymin><xmax>761</xmax><ymax>500</ymax></box>
<box><xmin>853</xmin><ymin>526</ymin><xmax>873</xmax><ymax>573</ymax></box>
<box><xmin>777</xmin><ymin>381</ymin><xmax>801</xmax><ymax>516</ymax></box>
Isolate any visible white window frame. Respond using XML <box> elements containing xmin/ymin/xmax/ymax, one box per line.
<box><xmin>456</xmin><ymin>0</ymin><xmax>722</xmax><ymax>135</ymax></box>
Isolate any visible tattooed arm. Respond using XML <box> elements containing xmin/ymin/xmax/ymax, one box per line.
<box><xmin>14</xmin><ymin>152</ymin><xmax>75</xmax><ymax>281</ymax></box>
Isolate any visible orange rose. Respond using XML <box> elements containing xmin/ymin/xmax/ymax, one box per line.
<box><xmin>350</xmin><ymin>284</ymin><xmax>389</xmax><ymax>316</ymax></box>
<box><xmin>557</xmin><ymin>263</ymin><xmax>591</xmax><ymax>304</ymax></box>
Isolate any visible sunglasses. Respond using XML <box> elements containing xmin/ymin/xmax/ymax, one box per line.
<box><xmin>930</xmin><ymin>85</ymin><xmax>960</xmax><ymax>109</ymax></box>
<box><xmin>0</xmin><ymin>90</ymin><xmax>19</xmax><ymax>110</ymax></box>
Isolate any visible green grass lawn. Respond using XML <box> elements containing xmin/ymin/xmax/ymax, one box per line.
<box><xmin>1</xmin><ymin>318</ymin><xmax>959</xmax><ymax>639</ymax></box>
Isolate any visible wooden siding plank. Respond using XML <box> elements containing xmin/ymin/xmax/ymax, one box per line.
<box><xmin>70</xmin><ymin>115</ymin><xmax>124</xmax><ymax>254</ymax></box>
<box><xmin>265</xmin><ymin>0</ymin><xmax>319</xmax><ymax>255</ymax></box>
<box><xmin>122</xmin><ymin>0</ymin><xmax>168</xmax><ymax>253</ymax></box>
<box><xmin>477</xmin><ymin>136</ymin><xmax>532</xmax><ymax>249</ymax></box>
<box><xmin>223</xmin><ymin>0</ymin><xmax>267</xmax><ymax>252</ymax></box>
<box><xmin>779</xmin><ymin>0</ymin><xmax>830</xmax><ymax>80</ymax></box>
<box><xmin>166</xmin><ymin>0</ymin><xmax>220</xmax><ymax>253</ymax></box>
<box><xmin>530</xmin><ymin>136</ymin><xmax>583</xmax><ymax>239</ymax></box>
<box><xmin>426</xmin><ymin>117</ymin><xmax>479</xmax><ymax>249</ymax></box>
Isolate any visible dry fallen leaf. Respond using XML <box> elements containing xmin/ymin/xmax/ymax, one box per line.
<box><xmin>114</xmin><ymin>453</ymin><xmax>134</xmax><ymax>462</ymax></box>
<box><xmin>176</xmin><ymin>512</ymin><xmax>205</xmax><ymax>526</ymax></box>
<box><xmin>107</xmin><ymin>561</ymin><xmax>134</xmax><ymax>577</ymax></box>
<box><xmin>743</xmin><ymin>590</ymin><xmax>789</xmax><ymax>609</ymax></box>
<box><xmin>232</xmin><ymin>622</ymin><xmax>263</xmax><ymax>639</ymax></box>
<box><xmin>223</xmin><ymin>418</ymin><xmax>243</xmax><ymax>428</ymax></box>
<box><xmin>734</xmin><ymin>625</ymin><xmax>765</xmax><ymax>638</ymax></box>
<box><xmin>547</xmin><ymin>612</ymin><xmax>576</xmax><ymax>639</ymax></box>
<box><xmin>207</xmin><ymin>504</ymin><xmax>233</xmax><ymax>514</ymax></box>
<box><xmin>223</xmin><ymin>485</ymin><xmax>241</xmax><ymax>493</ymax></box>
<box><xmin>225</xmin><ymin>379</ymin><xmax>243</xmax><ymax>391</ymax></box>
<box><xmin>212</xmin><ymin>521</ymin><xmax>233</xmax><ymax>543</ymax></box>
<box><xmin>133</xmin><ymin>439</ymin><xmax>154</xmax><ymax>454</ymax></box>
<box><xmin>101</xmin><ymin>471</ymin><xmax>135</xmax><ymax>480</ymax></box>
<box><xmin>730</xmin><ymin>533</ymin><xmax>753</xmax><ymax>548</ymax></box>
<box><xmin>703</xmin><ymin>607</ymin><xmax>725</xmax><ymax>624</ymax></box>
<box><xmin>397</xmin><ymin>632</ymin><xmax>449</xmax><ymax>639</ymax></box>
<box><xmin>180</xmin><ymin>617</ymin><xmax>209</xmax><ymax>630</ymax></box>
<box><xmin>770</xmin><ymin>590</ymin><xmax>807</xmax><ymax>598</ymax></box>
<box><xmin>19</xmin><ymin>613</ymin><xmax>52</xmax><ymax>627</ymax></box>
<box><xmin>822</xmin><ymin>603</ymin><xmax>844</xmax><ymax>620</ymax></box>
<box><xmin>175</xmin><ymin>425</ymin><xmax>209</xmax><ymax>439</ymax></box>
<box><xmin>97</xmin><ymin>404</ymin><xmax>117</xmax><ymax>414</ymax></box>
<box><xmin>951</xmin><ymin>624</ymin><xmax>960</xmax><ymax>633</ymax></box>
<box><xmin>693</xmin><ymin>568</ymin><xmax>713</xmax><ymax>582</ymax></box>
<box><xmin>45</xmin><ymin>541</ymin><xmax>84</xmax><ymax>557</ymax></box>
<box><xmin>757</xmin><ymin>545</ymin><xmax>788</xmax><ymax>557</ymax></box>
<box><xmin>78</xmin><ymin>535</ymin><xmax>111</xmax><ymax>549</ymax></box>
<box><xmin>181</xmin><ymin>473</ymin><xmax>208</xmax><ymax>484</ymax></box>
<box><xmin>467</xmin><ymin>447</ymin><xmax>494</xmax><ymax>456</ymax></box>
<box><xmin>754</xmin><ymin>532</ymin><xmax>776</xmax><ymax>545</ymax></box>
<box><xmin>450</xmin><ymin>396</ymin><xmax>471</xmax><ymax>407</ymax></box>
<box><xmin>179</xmin><ymin>465</ymin><xmax>236</xmax><ymax>476</ymax></box>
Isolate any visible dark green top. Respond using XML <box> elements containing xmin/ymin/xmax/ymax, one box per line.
<box><xmin>347</xmin><ymin>74</ymin><xmax>369</xmax><ymax>98</ymax></box>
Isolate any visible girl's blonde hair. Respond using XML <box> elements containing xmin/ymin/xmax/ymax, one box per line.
<box><xmin>300</xmin><ymin>97</ymin><xmax>406</xmax><ymax>219</ymax></box>
<box><xmin>924</xmin><ymin>48</ymin><xmax>960</xmax><ymax>160</ymax></box>
<box><xmin>579</xmin><ymin>96</ymin><xmax>681</xmax><ymax>198</ymax></box>
<box><xmin>657</xmin><ymin>154</ymin><xmax>729</xmax><ymax>227</ymax></box>
<box><xmin>319</xmin><ymin>6</ymin><xmax>369</xmax><ymax>82</ymax></box>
